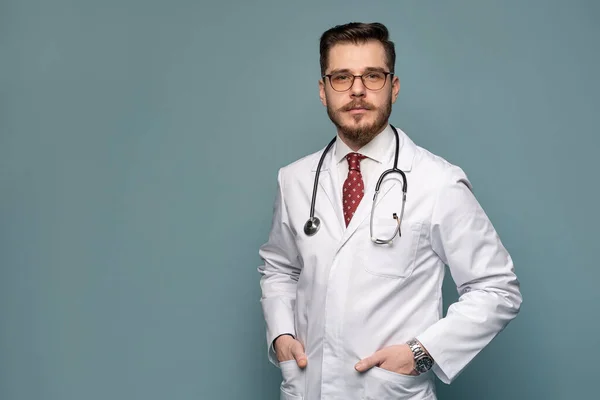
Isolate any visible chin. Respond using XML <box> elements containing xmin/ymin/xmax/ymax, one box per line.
<box><xmin>347</xmin><ymin>115</ymin><xmax>371</xmax><ymax>126</ymax></box>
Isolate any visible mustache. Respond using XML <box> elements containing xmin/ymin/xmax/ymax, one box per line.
<box><xmin>340</xmin><ymin>101</ymin><xmax>375</xmax><ymax>112</ymax></box>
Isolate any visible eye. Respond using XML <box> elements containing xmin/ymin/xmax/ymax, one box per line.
<box><xmin>332</xmin><ymin>73</ymin><xmax>351</xmax><ymax>82</ymax></box>
<box><xmin>365</xmin><ymin>72</ymin><xmax>383</xmax><ymax>81</ymax></box>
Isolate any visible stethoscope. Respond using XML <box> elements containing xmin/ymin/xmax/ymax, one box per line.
<box><xmin>303</xmin><ymin>125</ymin><xmax>407</xmax><ymax>244</ymax></box>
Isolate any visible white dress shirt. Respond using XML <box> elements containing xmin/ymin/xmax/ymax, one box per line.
<box><xmin>334</xmin><ymin>124</ymin><xmax>395</xmax><ymax>200</ymax></box>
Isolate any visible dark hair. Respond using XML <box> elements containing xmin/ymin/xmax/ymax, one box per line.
<box><xmin>319</xmin><ymin>22</ymin><xmax>396</xmax><ymax>76</ymax></box>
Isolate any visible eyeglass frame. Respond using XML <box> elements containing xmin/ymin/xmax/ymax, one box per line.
<box><xmin>321</xmin><ymin>70</ymin><xmax>394</xmax><ymax>92</ymax></box>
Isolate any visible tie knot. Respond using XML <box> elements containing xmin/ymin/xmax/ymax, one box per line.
<box><xmin>346</xmin><ymin>152</ymin><xmax>366</xmax><ymax>171</ymax></box>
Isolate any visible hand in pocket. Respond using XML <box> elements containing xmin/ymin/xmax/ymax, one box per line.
<box><xmin>274</xmin><ymin>334</ymin><xmax>308</xmax><ymax>368</ymax></box>
<box><xmin>355</xmin><ymin>344</ymin><xmax>418</xmax><ymax>376</ymax></box>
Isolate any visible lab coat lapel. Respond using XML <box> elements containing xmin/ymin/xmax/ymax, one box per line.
<box><xmin>311</xmin><ymin>146</ymin><xmax>345</xmax><ymax>235</ymax></box>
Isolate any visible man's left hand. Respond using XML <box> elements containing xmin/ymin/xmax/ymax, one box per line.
<box><xmin>354</xmin><ymin>344</ymin><xmax>418</xmax><ymax>376</ymax></box>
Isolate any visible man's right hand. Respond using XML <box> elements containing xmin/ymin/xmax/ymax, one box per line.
<box><xmin>274</xmin><ymin>335</ymin><xmax>308</xmax><ymax>368</ymax></box>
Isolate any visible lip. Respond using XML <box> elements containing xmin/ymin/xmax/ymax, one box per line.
<box><xmin>348</xmin><ymin>108</ymin><xmax>369</xmax><ymax>114</ymax></box>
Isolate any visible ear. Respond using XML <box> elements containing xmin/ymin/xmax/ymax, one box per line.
<box><xmin>319</xmin><ymin>78</ymin><xmax>327</xmax><ymax>107</ymax></box>
<box><xmin>391</xmin><ymin>75</ymin><xmax>400</xmax><ymax>104</ymax></box>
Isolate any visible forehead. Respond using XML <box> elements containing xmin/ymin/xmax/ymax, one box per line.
<box><xmin>326</xmin><ymin>41</ymin><xmax>387</xmax><ymax>73</ymax></box>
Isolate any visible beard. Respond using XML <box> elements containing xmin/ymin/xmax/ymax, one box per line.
<box><xmin>326</xmin><ymin>96</ymin><xmax>392</xmax><ymax>148</ymax></box>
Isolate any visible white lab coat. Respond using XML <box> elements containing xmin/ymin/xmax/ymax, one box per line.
<box><xmin>258</xmin><ymin>126</ymin><xmax>522</xmax><ymax>400</ymax></box>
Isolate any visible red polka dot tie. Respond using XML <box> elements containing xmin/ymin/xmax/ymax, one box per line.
<box><xmin>343</xmin><ymin>152</ymin><xmax>367</xmax><ymax>226</ymax></box>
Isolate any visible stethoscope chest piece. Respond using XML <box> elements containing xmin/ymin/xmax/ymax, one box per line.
<box><xmin>304</xmin><ymin>217</ymin><xmax>320</xmax><ymax>236</ymax></box>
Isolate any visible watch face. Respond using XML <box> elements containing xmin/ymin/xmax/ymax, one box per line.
<box><xmin>416</xmin><ymin>357</ymin><xmax>433</xmax><ymax>373</ymax></box>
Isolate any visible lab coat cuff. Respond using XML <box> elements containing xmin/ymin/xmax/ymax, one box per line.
<box><xmin>261</xmin><ymin>297</ymin><xmax>296</xmax><ymax>367</ymax></box>
<box><xmin>415</xmin><ymin>333</ymin><xmax>453</xmax><ymax>384</ymax></box>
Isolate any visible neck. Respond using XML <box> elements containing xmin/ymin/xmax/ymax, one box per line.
<box><xmin>338</xmin><ymin>135</ymin><xmax>362</xmax><ymax>152</ymax></box>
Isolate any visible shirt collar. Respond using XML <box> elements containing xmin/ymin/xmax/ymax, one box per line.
<box><xmin>334</xmin><ymin>124</ymin><xmax>395</xmax><ymax>165</ymax></box>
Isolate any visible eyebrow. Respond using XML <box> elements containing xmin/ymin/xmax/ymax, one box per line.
<box><xmin>326</xmin><ymin>67</ymin><xmax>388</xmax><ymax>75</ymax></box>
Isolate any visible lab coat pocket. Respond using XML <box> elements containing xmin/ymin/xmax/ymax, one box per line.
<box><xmin>279</xmin><ymin>360</ymin><xmax>305</xmax><ymax>400</ymax></box>
<box><xmin>363</xmin><ymin>221</ymin><xmax>423</xmax><ymax>279</ymax></box>
<box><xmin>363</xmin><ymin>367</ymin><xmax>435</xmax><ymax>400</ymax></box>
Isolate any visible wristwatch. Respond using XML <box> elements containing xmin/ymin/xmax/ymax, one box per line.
<box><xmin>407</xmin><ymin>339</ymin><xmax>434</xmax><ymax>374</ymax></box>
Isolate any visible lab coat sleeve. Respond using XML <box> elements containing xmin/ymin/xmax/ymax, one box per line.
<box><xmin>257</xmin><ymin>169</ymin><xmax>301</xmax><ymax>366</ymax></box>
<box><xmin>415</xmin><ymin>165</ymin><xmax>522</xmax><ymax>384</ymax></box>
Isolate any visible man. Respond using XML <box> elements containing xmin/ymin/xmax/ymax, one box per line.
<box><xmin>258</xmin><ymin>22</ymin><xmax>521</xmax><ymax>400</ymax></box>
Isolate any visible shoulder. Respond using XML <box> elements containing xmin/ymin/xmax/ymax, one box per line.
<box><xmin>276</xmin><ymin>146</ymin><xmax>327</xmax><ymax>186</ymax></box>
<box><xmin>405</xmin><ymin>139</ymin><xmax>483</xmax><ymax>224</ymax></box>
<box><xmin>410</xmin><ymin>139</ymin><xmax>473</xmax><ymax>192</ymax></box>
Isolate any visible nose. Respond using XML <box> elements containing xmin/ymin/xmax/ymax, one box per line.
<box><xmin>350</xmin><ymin>76</ymin><xmax>366</xmax><ymax>97</ymax></box>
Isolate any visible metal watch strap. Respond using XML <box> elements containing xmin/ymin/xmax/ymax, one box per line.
<box><xmin>407</xmin><ymin>338</ymin><xmax>432</xmax><ymax>373</ymax></box>
<box><xmin>407</xmin><ymin>339</ymin><xmax>426</xmax><ymax>359</ymax></box>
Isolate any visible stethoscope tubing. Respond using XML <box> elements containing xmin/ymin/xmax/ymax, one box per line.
<box><xmin>304</xmin><ymin>125</ymin><xmax>406</xmax><ymax>241</ymax></box>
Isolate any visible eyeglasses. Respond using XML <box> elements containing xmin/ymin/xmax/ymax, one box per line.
<box><xmin>322</xmin><ymin>71</ymin><xmax>393</xmax><ymax>92</ymax></box>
